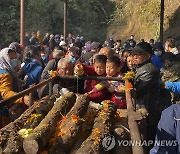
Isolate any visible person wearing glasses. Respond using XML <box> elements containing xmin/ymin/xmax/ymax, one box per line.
<box><xmin>132</xmin><ymin>42</ymin><xmax>160</xmax><ymax>150</ymax></box>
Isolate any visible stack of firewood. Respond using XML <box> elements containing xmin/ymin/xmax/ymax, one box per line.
<box><xmin>0</xmin><ymin>93</ymin><xmax>131</xmax><ymax>154</ymax></box>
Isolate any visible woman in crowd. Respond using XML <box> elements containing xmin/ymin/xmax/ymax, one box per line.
<box><xmin>0</xmin><ymin>48</ymin><xmax>29</xmax><ymax>128</ymax></box>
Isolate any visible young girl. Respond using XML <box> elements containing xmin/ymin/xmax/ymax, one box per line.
<box><xmin>126</xmin><ymin>54</ymin><xmax>134</xmax><ymax>71</ymax></box>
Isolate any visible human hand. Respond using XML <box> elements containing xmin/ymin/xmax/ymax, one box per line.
<box><xmin>84</xmin><ymin>91</ymin><xmax>92</xmax><ymax>96</ymax></box>
<box><xmin>137</xmin><ymin>108</ymin><xmax>149</xmax><ymax>118</ymax></box>
<box><xmin>74</xmin><ymin>63</ymin><xmax>84</xmax><ymax>76</ymax></box>
<box><xmin>48</xmin><ymin>70</ymin><xmax>58</xmax><ymax>77</ymax></box>
<box><xmin>104</xmin><ymin>81</ymin><xmax>110</xmax><ymax>88</ymax></box>
<box><xmin>23</xmin><ymin>95</ymin><xmax>30</xmax><ymax>106</ymax></box>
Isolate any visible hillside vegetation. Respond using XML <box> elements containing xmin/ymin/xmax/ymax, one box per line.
<box><xmin>0</xmin><ymin>0</ymin><xmax>179</xmax><ymax>47</ymax></box>
<box><xmin>108</xmin><ymin>0</ymin><xmax>180</xmax><ymax>41</ymax></box>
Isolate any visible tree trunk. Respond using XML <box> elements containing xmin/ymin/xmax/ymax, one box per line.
<box><xmin>0</xmin><ymin>98</ymin><xmax>40</xmax><ymax>152</ymax></box>
<box><xmin>2</xmin><ymin>95</ymin><xmax>57</xmax><ymax>153</ymax></box>
<box><xmin>48</xmin><ymin>94</ymin><xmax>90</xmax><ymax>153</ymax></box>
<box><xmin>69</xmin><ymin>101</ymin><xmax>101</xmax><ymax>154</ymax></box>
<box><xmin>23</xmin><ymin>92</ymin><xmax>76</xmax><ymax>154</ymax></box>
<box><xmin>76</xmin><ymin>101</ymin><xmax>117</xmax><ymax>154</ymax></box>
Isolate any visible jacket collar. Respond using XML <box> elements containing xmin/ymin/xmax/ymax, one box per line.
<box><xmin>136</xmin><ymin>59</ymin><xmax>151</xmax><ymax>68</ymax></box>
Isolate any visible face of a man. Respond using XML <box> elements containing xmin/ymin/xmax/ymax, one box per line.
<box><xmin>133</xmin><ymin>52</ymin><xmax>151</xmax><ymax>65</ymax></box>
<box><xmin>57</xmin><ymin>63</ymin><xmax>73</xmax><ymax>76</ymax></box>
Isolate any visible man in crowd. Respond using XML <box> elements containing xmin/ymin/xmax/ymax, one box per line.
<box><xmin>132</xmin><ymin>42</ymin><xmax>160</xmax><ymax>144</ymax></box>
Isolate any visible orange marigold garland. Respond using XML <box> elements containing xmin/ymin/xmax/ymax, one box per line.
<box><xmin>125</xmin><ymin>81</ymin><xmax>133</xmax><ymax>91</ymax></box>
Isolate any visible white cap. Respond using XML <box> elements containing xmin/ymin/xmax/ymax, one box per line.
<box><xmin>59</xmin><ymin>41</ymin><xmax>66</xmax><ymax>46</ymax></box>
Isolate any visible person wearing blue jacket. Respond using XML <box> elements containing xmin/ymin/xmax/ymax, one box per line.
<box><xmin>165</xmin><ymin>82</ymin><xmax>180</xmax><ymax>94</ymax></box>
<box><xmin>20</xmin><ymin>46</ymin><xmax>43</xmax><ymax>96</ymax></box>
<box><xmin>150</xmin><ymin>104</ymin><xmax>180</xmax><ymax>154</ymax></box>
<box><xmin>152</xmin><ymin>42</ymin><xmax>164</xmax><ymax>70</ymax></box>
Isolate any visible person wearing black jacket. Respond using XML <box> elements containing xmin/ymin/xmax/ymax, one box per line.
<box><xmin>132</xmin><ymin>42</ymin><xmax>160</xmax><ymax>144</ymax></box>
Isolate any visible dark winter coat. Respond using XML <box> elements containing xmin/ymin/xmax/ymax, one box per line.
<box><xmin>134</xmin><ymin>61</ymin><xmax>160</xmax><ymax>140</ymax></box>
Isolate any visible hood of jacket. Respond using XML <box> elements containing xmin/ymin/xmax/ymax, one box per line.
<box><xmin>22</xmin><ymin>60</ymin><xmax>41</xmax><ymax>74</ymax></box>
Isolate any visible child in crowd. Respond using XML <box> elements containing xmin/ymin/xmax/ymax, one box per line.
<box><xmin>90</xmin><ymin>55</ymin><xmax>126</xmax><ymax>108</ymax></box>
<box><xmin>74</xmin><ymin>54</ymin><xmax>109</xmax><ymax>103</ymax></box>
<box><xmin>126</xmin><ymin>54</ymin><xmax>134</xmax><ymax>71</ymax></box>
<box><xmin>105</xmin><ymin>56</ymin><xmax>126</xmax><ymax>108</ymax></box>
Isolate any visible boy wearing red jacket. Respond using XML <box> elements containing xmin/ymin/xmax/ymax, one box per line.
<box><xmin>74</xmin><ymin>55</ymin><xmax>109</xmax><ymax>103</ymax></box>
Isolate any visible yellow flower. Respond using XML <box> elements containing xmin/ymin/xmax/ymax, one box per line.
<box><xmin>48</xmin><ymin>70</ymin><xmax>58</xmax><ymax>77</ymax></box>
<box><xmin>122</xmin><ymin>71</ymin><xmax>135</xmax><ymax>80</ymax></box>
<box><xmin>18</xmin><ymin>128</ymin><xmax>33</xmax><ymax>138</ymax></box>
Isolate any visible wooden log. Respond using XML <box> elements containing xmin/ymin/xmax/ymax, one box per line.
<box><xmin>2</xmin><ymin>95</ymin><xmax>57</xmax><ymax>153</ymax></box>
<box><xmin>19</xmin><ymin>94</ymin><xmax>57</xmax><ymax>133</ymax></box>
<box><xmin>23</xmin><ymin>92</ymin><xmax>76</xmax><ymax>154</ymax></box>
<box><xmin>70</xmin><ymin>102</ymin><xmax>102</xmax><ymax>154</ymax></box>
<box><xmin>76</xmin><ymin>101</ymin><xmax>117</xmax><ymax>154</ymax></box>
<box><xmin>48</xmin><ymin>94</ymin><xmax>90</xmax><ymax>153</ymax></box>
<box><xmin>0</xmin><ymin>101</ymin><xmax>37</xmax><ymax>152</ymax></box>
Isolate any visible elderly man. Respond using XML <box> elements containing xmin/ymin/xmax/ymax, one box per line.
<box><xmin>39</xmin><ymin>58</ymin><xmax>84</xmax><ymax>98</ymax></box>
<box><xmin>132</xmin><ymin>42</ymin><xmax>160</xmax><ymax>145</ymax></box>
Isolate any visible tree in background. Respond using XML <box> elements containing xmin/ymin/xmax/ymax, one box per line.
<box><xmin>0</xmin><ymin>0</ymin><xmax>115</xmax><ymax>48</ymax></box>
<box><xmin>0</xmin><ymin>0</ymin><xmax>20</xmax><ymax>48</ymax></box>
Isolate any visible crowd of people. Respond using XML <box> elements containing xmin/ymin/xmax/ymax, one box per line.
<box><xmin>0</xmin><ymin>31</ymin><xmax>180</xmax><ymax>153</ymax></box>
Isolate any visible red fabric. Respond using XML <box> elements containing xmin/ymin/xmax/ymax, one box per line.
<box><xmin>82</xmin><ymin>65</ymin><xmax>108</xmax><ymax>102</ymax></box>
<box><xmin>83</xmin><ymin>65</ymin><xmax>101</xmax><ymax>92</ymax></box>
<box><xmin>111</xmin><ymin>94</ymin><xmax>127</xmax><ymax>109</ymax></box>
<box><xmin>89</xmin><ymin>88</ymin><xmax>109</xmax><ymax>103</ymax></box>
<box><xmin>48</xmin><ymin>53</ymin><xmax>53</xmax><ymax>61</ymax></box>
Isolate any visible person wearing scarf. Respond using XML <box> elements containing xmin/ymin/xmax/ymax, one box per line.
<box><xmin>0</xmin><ymin>48</ymin><xmax>29</xmax><ymax>128</ymax></box>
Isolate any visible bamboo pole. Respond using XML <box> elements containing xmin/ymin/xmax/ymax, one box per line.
<box><xmin>0</xmin><ymin>75</ymin><xmax>123</xmax><ymax>107</ymax></box>
<box><xmin>0</xmin><ymin>77</ymin><xmax>55</xmax><ymax>108</ymax></box>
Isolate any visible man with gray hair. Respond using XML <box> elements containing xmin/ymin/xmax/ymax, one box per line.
<box><xmin>39</xmin><ymin>58</ymin><xmax>84</xmax><ymax>98</ymax></box>
<box><xmin>41</xmin><ymin>47</ymin><xmax>65</xmax><ymax>79</ymax></box>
